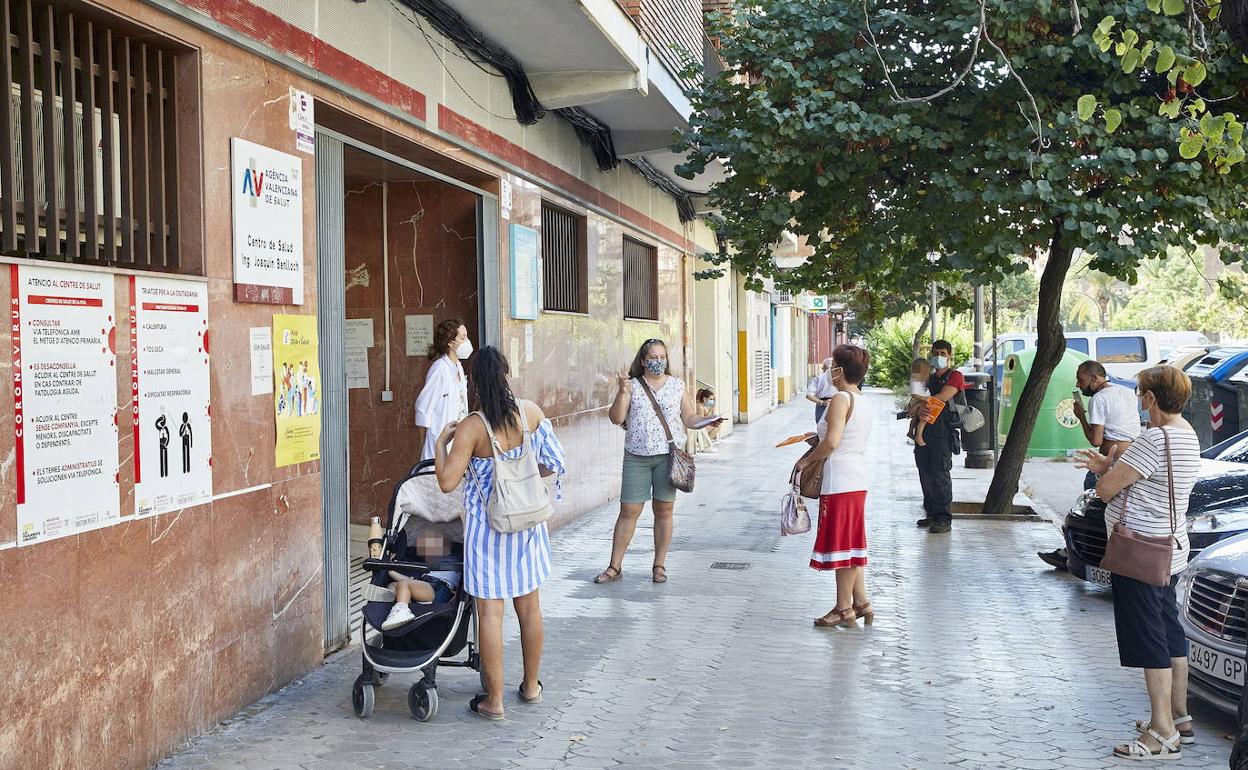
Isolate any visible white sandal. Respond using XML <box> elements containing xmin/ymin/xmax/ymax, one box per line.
<box><xmin>1113</xmin><ymin>728</ymin><xmax>1182</xmax><ymax>761</ymax></box>
<box><xmin>1134</xmin><ymin>715</ymin><xmax>1194</xmax><ymax>745</ymax></box>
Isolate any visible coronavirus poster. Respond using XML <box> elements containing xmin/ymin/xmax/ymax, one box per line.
<box><xmin>272</xmin><ymin>314</ymin><xmax>320</xmax><ymax>467</ymax></box>
<box><xmin>131</xmin><ymin>276</ymin><xmax>212</xmax><ymax>518</ymax></box>
<box><xmin>10</xmin><ymin>264</ymin><xmax>119</xmax><ymax>546</ymax></box>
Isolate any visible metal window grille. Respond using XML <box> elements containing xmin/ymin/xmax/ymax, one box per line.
<box><xmin>623</xmin><ymin>235</ymin><xmax>657</xmax><ymax>320</ymax></box>
<box><xmin>541</xmin><ymin>201</ymin><xmax>586</xmax><ymax>313</ymax></box>
<box><xmin>753</xmin><ymin>349</ymin><xmax>770</xmax><ymax>398</ymax></box>
<box><xmin>0</xmin><ymin>0</ymin><xmax>187</xmax><ymax>269</ymax></box>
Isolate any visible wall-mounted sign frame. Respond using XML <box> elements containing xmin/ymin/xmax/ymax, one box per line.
<box><xmin>509</xmin><ymin>223</ymin><xmax>540</xmax><ymax>320</ymax></box>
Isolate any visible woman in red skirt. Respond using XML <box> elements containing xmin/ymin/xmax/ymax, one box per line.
<box><xmin>795</xmin><ymin>344</ymin><xmax>874</xmax><ymax>628</ymax></box>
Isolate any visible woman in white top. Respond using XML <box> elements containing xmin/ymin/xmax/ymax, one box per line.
<box><xmin>795</xmin><ymin>345</ymin><xmax>875</xmax><ymax>629</ymax></box>
<box><xmin>414</xmin><ymin>318</ymin><xmax>472</xmax><ymax>461</ymax></box>
<box><xmin>1077</xmin><ymin>365</ymin><xmax>1201</xmax><ymax>761</ymax></box>
<box><xmin>594</xmin><ymin>339</ymin><xmax>723</xmax><ymax>585</ymax></box>
<box><xmin>805</xmin><ymin>357</ymin><xmax>837</xmax><ymax>426</ymax></box>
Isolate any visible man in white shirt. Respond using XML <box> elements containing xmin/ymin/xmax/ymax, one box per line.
<box><xmin>1038</xmin><ymin>360</ymin><xmax>1142</xmax><ymax>570</ymax></box>
<box><xmin>805</xmin><ymin>358</ymin><xmax>837</xmax><ymax>426</ymax></box>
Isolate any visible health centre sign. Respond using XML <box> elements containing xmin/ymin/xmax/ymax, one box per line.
<box><xmin>231</xmin><ymin>137</ymin><xmax>304</xmax><ymax>305</ymax></box>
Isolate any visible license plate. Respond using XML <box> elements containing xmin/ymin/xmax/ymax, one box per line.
<box><xmin>1189</xmin><ymin>640</ymin><xmax>1246</xmax><ymax>686</ymax></box>
<box><xmin>1087</xmin><ymin>566</ymin><xmax>1112</xmax><ymax>587</ymax></box>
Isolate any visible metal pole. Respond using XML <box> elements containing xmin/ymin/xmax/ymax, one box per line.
<box><xmin>929</xmin><ymin>280</ymin><xmax>938</xmax><ymax>346</ymax></box>
<box><xmin>973</xmin><ymin>285</ymin><xmax>985</xmax><ymax>372</ymax></box>
<box><xmin>991</xmin><ymin>282</ymin><xmax>999</xmax><ymax>464</ymax></box>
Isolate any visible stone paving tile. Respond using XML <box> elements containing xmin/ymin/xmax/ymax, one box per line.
<box><xmin>154</xmin><ymin>393</ymin><xmax>1236</xmax><ymax>770</ymax></box>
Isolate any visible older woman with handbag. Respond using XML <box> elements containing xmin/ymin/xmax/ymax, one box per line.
<box><xmin>1076</xmin><ymin>365</ymin><xmax>1201</xmax><ymax>761</ymax></box>
<box><xmin>794</xmin><ymin>344</ymin><xmax>874</xmax><ymax>629</ymax></box>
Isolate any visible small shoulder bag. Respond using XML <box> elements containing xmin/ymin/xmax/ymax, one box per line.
<box><xmin>796</xmin><ymin>392</ymin><xmax>854</xmax><ymax>500</ymax></box>
<box><xmin>637</xmin><ymin>378</ymin><xmax>696</xmax><ymax>493</ymax></box>
<box><xmin>470</xmin><ymin>407</ymin><xmax>553</xmax><ymax>533</ymax></box>
<box><xmin>1099</xmin><ymin>428</ymin><xmax>1178</xmax><ymax>588</ymax></box>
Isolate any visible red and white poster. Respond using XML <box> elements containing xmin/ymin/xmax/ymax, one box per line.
<box><xmin>130</xmin><ymin>276</ymin><xmax>212</xmax><ymax>518</ymax></box>
<box><xmin>10</xmin><ymin>264</ymin><xmax>119</xmax><ymax>546</ymax></box>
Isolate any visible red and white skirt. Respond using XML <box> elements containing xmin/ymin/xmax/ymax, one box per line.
<box><xmin>809</xmin><ymin>490</ymin><xmax>868</xmax><ymax>571</ymax></box>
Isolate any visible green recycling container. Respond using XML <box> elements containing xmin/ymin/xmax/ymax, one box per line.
<box><xmin>997</xmin><ymin>348</ymin><xmax>1092</xmax><ymax>457</ymax></box>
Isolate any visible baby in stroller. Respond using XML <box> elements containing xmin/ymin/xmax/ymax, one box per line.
<box><xmin>381</xmin><ymin>533</ymin><xmax>461</xmax><ymax>629</ymax></box>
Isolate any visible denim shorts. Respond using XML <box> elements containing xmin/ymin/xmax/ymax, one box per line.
<box><xmin>422</xmin><ymin>576</ymin><xmax>455</xmax><ymax>604</ymax></box>
<box><xmin>621</xmin><ymin>452</ymin><xmax>678</xmax><ymax>504</ymax></box>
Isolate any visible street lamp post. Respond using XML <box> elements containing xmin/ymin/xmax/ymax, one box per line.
<box><xmin>926</xmin><ymin>252</ymin><xmax>941</xmax><ymax>346</ymax></box>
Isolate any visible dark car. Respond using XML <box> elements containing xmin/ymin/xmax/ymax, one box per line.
<box><xmin>1063</xmin><ymin>429</ymin><xmax>1248</xmax><ymax>587</ymax></box>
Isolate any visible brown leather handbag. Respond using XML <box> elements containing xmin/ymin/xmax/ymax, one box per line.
<box><xmin>638</xmin><ymin>378</ymin><xmax>696</xmax><ymax>493</ymax></box>
<box><xmin>1099</xmin><ymin>428</ymin><xmax>1179</xmax><ymax>588</ymax></box>
<box><xmin>796</xmin><ymin>392</ymin><xmax>854</xmax><ymax>500</ymax></box>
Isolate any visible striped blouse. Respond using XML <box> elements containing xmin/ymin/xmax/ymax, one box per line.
<box><xmin>1105</xmin><ymin>425</ymin><xmax>1201</xmax><ymax>576</ymax></box>
<box><xmin>462</xmin><ymin>418</ymin><xmax>567</xmax><ymax>599</ymax></box>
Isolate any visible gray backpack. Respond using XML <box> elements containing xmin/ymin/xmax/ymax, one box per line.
<box><xmin>470</xmin><ymin>406</ymin><xmax>553</xmax><ymax>533</ymax></box>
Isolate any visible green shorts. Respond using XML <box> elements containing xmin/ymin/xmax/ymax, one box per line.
<box><xmin>621</xmin><ymin>452</ymin><xmax>678</xmax><ymax>504</ymax></box>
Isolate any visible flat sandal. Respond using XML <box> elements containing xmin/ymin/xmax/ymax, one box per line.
<box><xmin>652</xmin><ymin>565</ymin><xmax>667</xmax><ymax>583</ymax></box>
<box><xmin>593</xmin><ymin>565</ymin><xmax>622</xmax><ymax>584</ymax></box>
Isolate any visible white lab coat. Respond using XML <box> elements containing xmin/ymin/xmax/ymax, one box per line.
<box><xmin>414</xmin><ymin>356</ymin><xmax>469</xmax><ymax>461</ymax></box>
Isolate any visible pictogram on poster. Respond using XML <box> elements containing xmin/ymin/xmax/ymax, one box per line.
<box><xmin>273</xmin><ymin>314</ymin><xmax>321</xmax><ymax>467</ymax></box>
<box><xmin>131</xmin><ymin>277</ymin><xmax>212</xmax><ymax>518</ymax></box>
<box><xmin>10</xmin><ymin>264</ymin><xmax>120</xmax><ymax>546</ymax></box>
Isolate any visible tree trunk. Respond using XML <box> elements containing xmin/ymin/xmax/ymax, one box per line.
<box><xmin>911</xmin><ymin>315</ymin><xmax>931</xmax><ymax>360</ymax></box>
<box><xmin>982</xmin><ymin>224</ymin><xmax>1074</xmax><ymax>514</ymax></box>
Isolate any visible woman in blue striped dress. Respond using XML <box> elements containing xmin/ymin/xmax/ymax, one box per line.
<box><xmin>434</xmin><ymin>346</ymin><xmax>566</xmax><ymax>721</ymax></box>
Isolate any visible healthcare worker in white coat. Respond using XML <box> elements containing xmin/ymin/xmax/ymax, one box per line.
<box><xmin>415</xmin><ymin>318</ymin><xmax>472</xmax><ymax>461</ymax></box>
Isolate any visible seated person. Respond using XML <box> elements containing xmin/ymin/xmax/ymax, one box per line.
<box><xmin>381</xmin><ymin>532</ymin><xmax>462</xmax><ymax>630</ymax></box>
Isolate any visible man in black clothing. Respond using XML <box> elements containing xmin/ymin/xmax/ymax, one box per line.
<box><xmin>915</xmin><ymin>340</ymin><xmax>965</xmax><ymax>534</ymax></box>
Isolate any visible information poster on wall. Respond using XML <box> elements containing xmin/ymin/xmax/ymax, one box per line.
<box><xmin>130</xmin><ymin>277</ymin><xmax>212</xmax><ymax>518</ymax></box>
<box><xmin>231</xmin><ymin>137</ymin><xmax>304</xmax><ymax>305</ymax></box>
<box><xmin>405</xmin><ymin>314</ymin><xmax>433</xmax><ymax>357</ymax></box>
<box><xmin>509</xmin><ymin>224</ymin><xmax>540</xmax><ymax>320</ymax></box>
<box><xmin>249</xmin><ymin>327</ymin><xmax>273</xmax><ymax>396</ymax></box>
<box><xmin>10</xmin><ymin>264</ymin><xmax>119</xmax><ymax>546</ymax></box>
<box><xmin>345</xmin><ymin>348</ymin><xmax>370</xmax><ymax>390</ymax></box>
<box><xmin>273</xmin><ymin>315</ymin><xmax>321</xmax><ymax>467</ymax></box>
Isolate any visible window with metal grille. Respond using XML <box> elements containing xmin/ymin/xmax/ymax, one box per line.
<box><xmin>623</xmin><ymin>235</ymin><xmax>657</xmax><ymax>320</ymax></box>
<box><xmin>0</xmin><ymin>0</ymin><xmax>197</xmax><ymax>271</ymax></box>
<box><xmin>541</xmin><ymin>201</ymin><xmax>587</xmax><ymax>313</ymax></box>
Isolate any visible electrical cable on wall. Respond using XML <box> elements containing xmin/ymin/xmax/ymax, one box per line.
<box><xmin>624</xmin><ymin>157</ymin><xmax>697</xmax><ymax>223</ymax></box>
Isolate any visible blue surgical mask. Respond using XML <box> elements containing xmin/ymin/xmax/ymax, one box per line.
<box><xmin>931</xmin><ymin>355</ymin><xmax>949</xmax><ymax>370</ymax></box>
<box><xmin>706</xmin><ymin>399</ymin><xmax>716</xmax><ymax>407</ymax></box>
<box><xmin>644</xmin><ymin>359</ymin><xmax>667</xmax><ymax>376</ymax></box>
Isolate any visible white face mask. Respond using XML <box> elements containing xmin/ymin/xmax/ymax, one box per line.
<box><xmin>706</xmin><ymin>399</ymin><xmax>716</xmax><ymax>407</ymax></box>
<box><xmin>455</xmin><ymin>340</ymin><xmax>473</xmax><ymax>360</ymax></box>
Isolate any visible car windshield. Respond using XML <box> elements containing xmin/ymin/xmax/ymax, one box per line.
<box><xmin>1216</xmin><ymin>434</ymin><xmax>1248</xmax><ymax>464</ymax></box>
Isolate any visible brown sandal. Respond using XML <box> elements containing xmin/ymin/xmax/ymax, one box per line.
<box><xmin>652</xmin><ymin>565</ymin><xmax>667</xmax><ymax>584</ymax></box>
<box><xmin>814</xmin><ymin>607</ymin><xmax>857</xmax><ymax>628</ymax></box>
<box><xmin>593</xmin><ymin>565</ymin><xmax>622</xmax><ymax>584</ymax></box>
<box><xmin>853</xmin><ymin>602</ymin><xmax>874</xmax><ymax>625</ymax></box>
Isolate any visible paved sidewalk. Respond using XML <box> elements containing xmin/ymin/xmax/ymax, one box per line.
<box><xmin>158</xmin><ymin>392</ymin><xmax>1234</xmax><ymax>770</ymax></box>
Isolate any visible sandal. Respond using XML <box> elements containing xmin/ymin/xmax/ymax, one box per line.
<box><xmin>518</xmin><ymin>680</ymin><xmax>543</xmax><ymax>704</ymax></box>
<box><xmin>1134</xmin><ymin>715</ymin><xmax>1194</xmax><ymax>745</ymax></box>
<box><xmin>853</xmin><ymin>602</ymin><xmax>874</xmax><ymax>626</ymax></box>
<box><xmin>1113</xmin><ymin>728</ymin><xmax>1181</xmax><ymax>761</ymax></box>
<box><xmin>652</xmin><ymin>565</ymin><xmax>667</xmax><ymax>584</ymax></box>
<box><xmin>814</xmin><ymin>607</ymin><xmax>857</xmax><ymax>628</ymax></box>
<box><xmin>593</xmin><ymin>565</ymin><xmax>622</xmax><ymax>584</ymax></box>
<box><xmin>468</xmin><ymin>694</ymin><xmax>505</xmax><ymax>721</ymax></box>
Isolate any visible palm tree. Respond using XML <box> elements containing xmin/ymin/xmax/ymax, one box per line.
<box><xmin>1065</xmin><ymin>269</ymin><xmax>1127</xmax><ymax>330</ymax></box>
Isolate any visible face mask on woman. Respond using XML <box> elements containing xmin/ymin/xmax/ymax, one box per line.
<box><xmin>644</xmin><ymin>358</ymin><xmax>666</xmax><ymax>376</ymax></box>
<box><xmin>456</xmin><ymin>340</ymin><xmax>474</xmax><ymax>360</ymax></box>
<box><xmin>706</xmin><ymin>398</ymin><xmax>716</xmax><ymax>408</ymax></box>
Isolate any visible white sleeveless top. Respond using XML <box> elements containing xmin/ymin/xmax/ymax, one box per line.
<box><xmin>817</xmin><ymin>390</ymin><xmax>873</xmax><ymax>495</ymax></box>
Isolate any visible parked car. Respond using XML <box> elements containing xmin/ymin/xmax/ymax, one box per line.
<box><xmin>969</xmin><ymin>329</ymin><xmax>1198</xmax><ymax>384</ymax></box>
<box><xmin>1177</xmin><ymin>531</ymin><xmax>1248</xmax><ymax>714</ymax></box>
<box><xmin>1062</xmin><ymin>429</ymin><xmax>1248</xmax><ymax>588</ymax></box>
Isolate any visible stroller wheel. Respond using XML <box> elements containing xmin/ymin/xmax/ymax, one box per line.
<box><xmin>352</xmin><ymin>674</ymin><xmax>375</xmax><ymax>719</ymax></box>
<box><xmin>408</xmin><ymin>681</ymin><xmax>439</xmax><ymax>722</ymax></box>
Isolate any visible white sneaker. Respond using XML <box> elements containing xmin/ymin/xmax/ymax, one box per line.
<box><xmin>381</xmin><ymin>604</ymin><xmax>415</xmax><ymax>630</ymax></box>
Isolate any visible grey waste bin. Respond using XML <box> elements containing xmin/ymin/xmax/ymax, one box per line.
<box><xmin>962</xmin><ymin>372</ymin><xmax>993</xmax><ymax>469</ymax></box>
<box><xmin>1184</xmin><ymin>348</ymin><xmax>1248</xmax><ymax>449</ymax></box>
<box><xmin>1233</xmin><ymin>364</ymin><xmax>1248</xmax><ymax>441</ymax></box>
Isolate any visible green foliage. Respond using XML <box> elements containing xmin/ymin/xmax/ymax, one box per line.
<box><xmin>864</xmin><ymin>310</ymin><xmax>974</xmax><ymax>391</ymax></box>
<box><xmin>1111</xmin><ymin>252</ymin><xmax>1248</xmax><ymax>339</ymax></box>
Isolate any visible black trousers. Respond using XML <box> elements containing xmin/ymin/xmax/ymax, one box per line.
<box><xmin>915</xmin><ymin>439</ymin><xmax>953</xmax><ymax>522</ymax></box>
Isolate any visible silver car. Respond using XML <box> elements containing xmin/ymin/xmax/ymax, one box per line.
<box><xmin>1179</xmin><ymin>531</ymin><xmax>1248</xmax><ymax>714</ymax></box>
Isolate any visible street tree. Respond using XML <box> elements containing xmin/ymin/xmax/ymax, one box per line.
<box><xmin>678</xmin><ymin>0</ymin><xmax>1248</xmax><ymax>514</ymax></box>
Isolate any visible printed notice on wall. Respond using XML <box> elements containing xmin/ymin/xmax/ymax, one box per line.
<box><xmin>405</xmin><ymin>314</ymin><xmax>433</xmax><ymax>357</ymax></box>
<box><xmin>10</xmin><ymin>264</ymin><xmax>120</xmax><ymax>547</ymax></box>
<box><xmin>509</xmin><ymin>224</ymin><xmax>540</xmax><ymax>320</ymax></box>
<box><xmin>273</xmin><ymin>315</ymin><xmax>321</xmax><ymax>467</ymax></box>
<box><xmin>130</xmin><ymin>277</ymin><xmax>213</xmax><ymax>518</ymax></box>
<box><xmin>231</xmin><ymin>137</ymin><xmax>304</xmax><ymax>305</ymax></box>
<box><xmin>249</xmin><ymin>327</ymin><xmax>273</xmax><ymax>395</ymax></box>
<box><xmin>344</xmin><ymin>318</ymin><xmax>374</xmax><ymax>349</ymax></box>
<box><xmin>345</xmin><ymin>348</ymin><xmax>370</xmax><ymax>390</ymax></box>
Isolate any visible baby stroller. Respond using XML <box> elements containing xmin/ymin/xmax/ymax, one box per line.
<box><xmin>351</xmin><ymin>459</ymin><xmax>480</xmax><ymax>721</ymax></box>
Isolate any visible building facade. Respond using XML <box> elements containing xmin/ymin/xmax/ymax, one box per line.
<box><xmin>0</xmin><ymin>1</ymin><xmax>724</xmax><ymax>768</ymax></box>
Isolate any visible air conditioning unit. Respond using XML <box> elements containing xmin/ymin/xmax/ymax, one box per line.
<box><xmin>10</xmin><ymin>84</ymin><xmax>123</xmax><ymax>227</ymax></box>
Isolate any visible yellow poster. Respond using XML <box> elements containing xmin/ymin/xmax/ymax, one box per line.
<box><xmin>273</xmin><ymin>314</ymin><xmax>321</xmax><ymax>467</ymax></box>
